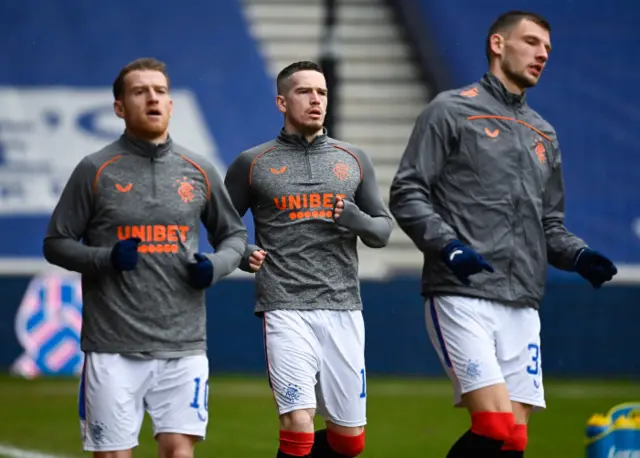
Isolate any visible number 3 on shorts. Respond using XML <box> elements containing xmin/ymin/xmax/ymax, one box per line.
<box><xmin>526</xmin><ymin>343</ymin><xmax>540</xmax><ymax>375</ymax></box>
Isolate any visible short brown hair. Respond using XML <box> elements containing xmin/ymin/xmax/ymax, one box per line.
<box><xmin>276</xmin><ymin>60</ymin><xmax>324</xmax><ymax>95</ymax></box>
<box><xmin>112</xmin><ymin>57</ymin><xmax>169</xmax><ymax>100</ymax></box>
<box><xmin>486</xmin><ymin>11</ymin><xmax>551</xmax><ymax>63</ymax></box>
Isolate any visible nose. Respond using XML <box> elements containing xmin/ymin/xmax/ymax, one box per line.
<box><xmin>148</xmin><ymin>89</ymin><xmax>160</xmax><ymax>102</ymax></box>
<box><xmin>536</xmin><ymin>46</ymin><xmax>548</xmax><ymax>63</ymax></box>
<box><xmin>309</xmin><ymin>90</ymin><xmax>321</xmax><ymax>104</ymax></box>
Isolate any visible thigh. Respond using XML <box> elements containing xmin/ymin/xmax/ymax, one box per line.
<box><xmin>145</xmin><ymin>354</ymin><xmax>210</xmax><ymax>440</ymax></box>
<box><xmin>79</xmin><ymin>353</ymin><xmax>151</xmax><ymax>452</ymax></box>
<box><xmin>497</xmin><ymin>308</ymin><xmax>546</xmax><ymax>410</ymax></box>
<box><xmin>316</xmin><ymin>311</ymin><xmax>367</xmax><ymax>427</ymax></box>
<box><xmin>425</xmin><ymin>296</ymin><xmax>504</xmax><ymax>404</ymax></box>
<box><xmin>263</xmin><ymin>310</ymin><xmax>321</xmax><ymax>415</ymax></box>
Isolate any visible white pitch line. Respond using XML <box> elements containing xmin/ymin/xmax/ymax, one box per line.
<box><xmin>0</xmin><ymin>444</ymin><xmax>75</xmax><ymax>458</ymax></box>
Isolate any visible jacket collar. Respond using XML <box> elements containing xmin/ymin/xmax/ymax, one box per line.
<box><xmin>480</xmin><ymin>72</ymin><xmax>527</xmax><ymax>109</ymax></box>
<box><xmin>119</xmin><ymin>131</ymin><xmax>173</xmax><ymax>158</ymax></box>
<box><xmin>277</xmin><ymin>127</ymin><xmax>328</xmax><ymax>149</ymax></box>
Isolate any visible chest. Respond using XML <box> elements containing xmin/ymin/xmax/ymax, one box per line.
<box><xmin>456</xmin><ymin>113</ymin><xmax>554</xmax><ymax>193</ymax></box>
<box><xmin>251</xmin><ymin>148</ymin><xmax>362</xmax><ymax>206</ymax></box>
<box><xmin>94</xmin><ymin>155</ymin><xmax>206</xmax><ymax>225</ymax></box>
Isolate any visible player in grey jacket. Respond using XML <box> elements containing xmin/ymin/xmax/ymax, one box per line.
<box><xmin>43</xmin><ymin>58</ymin><xmax>247</xmax><ymax>458</ymax></box>
<box><xmin>224</xmin><ymin>61</ymin><xmax>393</xmax><ymax>458</ymax></box>
<box><xmin>389</xmin><ymin>12</ymin><xmax>617</xmax><ymax>458</ymax></box>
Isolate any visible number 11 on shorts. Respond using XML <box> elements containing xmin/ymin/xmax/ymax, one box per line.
<box><xmin>359</xmin><ymin>368</ymin><xmax>366</xmax><ymax>398</ymax></box>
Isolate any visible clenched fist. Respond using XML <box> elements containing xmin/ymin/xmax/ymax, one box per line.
<box><xmin>333</xmin><ymin>197</ymin><xmax>345</xmax><ymax>220</ymax></box>
<box><xmin>249</xmin><ymin>249</ymin><xmax>267</xmax><ymax>272</ymax></box>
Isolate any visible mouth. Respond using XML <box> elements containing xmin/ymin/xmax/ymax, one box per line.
<box><xmin>146</xmin><ymin>109</ymin><xmax>162</xmax><ymax>118</ymax></box>
<box><xmin>528</xmin><ymin>64</ymin><xmax>543</xmax><ymax>76</ymax></box>
<box><xmin>308</xmin><ymin>109</ymin><xmax>322</xmax><ymax>117</ymax></box>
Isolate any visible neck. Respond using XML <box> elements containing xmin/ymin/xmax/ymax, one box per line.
<box><xmin>488</xmin><ymin>64</ymin><xmax>525</xmax><ymax>95</ymax></box>
<box><xmin>125</xmin><ymin>128</ymin><xmax>168</xmax><ymax>145</ymax></box>
<box><xmin>283</xmin><ymin>122</ymin><xmax>323</xmax><ymax>144</ymax></box>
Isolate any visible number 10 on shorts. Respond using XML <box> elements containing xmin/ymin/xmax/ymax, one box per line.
<box><xmin>190</xmin><ymin>377</ymin><xmax>209</xmax><ymax>412</ymax></box>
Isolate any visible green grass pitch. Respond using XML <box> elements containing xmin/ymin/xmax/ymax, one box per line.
<box><xmin>0</xmin><ymin>375</ymin><xmax>637</xmax><ymax>457</ymax></box>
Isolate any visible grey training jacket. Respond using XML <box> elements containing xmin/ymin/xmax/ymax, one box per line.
<box><xmin>224</xmin><ymin>129</ymin><xmax>393</xmax><ymax>313</ymax></box>
<box><xmin>389</xmin><ymin>72</ymin><xmax>586</xmax><ymax>309</ymax></box>
<box><xmin>43</xmin><ymin>133</ymin><xmax>248</xmax><ymax>356</ymax></box>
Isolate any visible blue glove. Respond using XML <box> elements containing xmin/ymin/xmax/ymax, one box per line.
<box><xmin>110</xmin><ymin>237</ymin><xmax>141</xmax><ymax>271</ymax></box>
<box><xmin>574</xmin><ymin>247</ymin><xmax>617</xmax><ymax>288</ymax></box>
<box><xmin>187</xmin><ymin>253</ymin><xmax>214</xmax><ymax>289</ymax></box>
<box><xmin>442</xmin><ymin>240</ymin><xmax>494</xmax><ymax>285</ymax></box>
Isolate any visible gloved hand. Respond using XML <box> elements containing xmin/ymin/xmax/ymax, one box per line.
<box><xmin>187</xmin><ymin>253</ymin><xmax>214</xmax><ymax>289</ymax></box>
<box><xmin>573</xmin><ymin>247</ymin><xmax>617</xmax><ymax>288</ymax></box>
<box><xmin>110</xmin><ymin>237</ymin><xmax>141</xmax><ymax>271</ymax></box>
<box><xmin>442</xmin><ymin>240</ymin><xmax>494</xmax><ymax>286</ymax></box>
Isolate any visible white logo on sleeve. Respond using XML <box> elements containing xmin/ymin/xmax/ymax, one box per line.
<box><xmin>449</xmin><ymin>249</ymin><xmax>463</xmax><ymax>261</ymax></box>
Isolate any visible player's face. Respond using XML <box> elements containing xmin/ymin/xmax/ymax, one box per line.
<box><xmin>277</xmin><ymin>70</ymin><xmax>328</xmax><ymax>134</ymax></box>
<box><xmin>114</xmin><ymin>70</ymin><xmax>173</xmax><ymax>141</ymax></box>
<box><xmin>497</xmin><ymin>19</ymin><xmax>551</xmax><ymax>90</ymax></box>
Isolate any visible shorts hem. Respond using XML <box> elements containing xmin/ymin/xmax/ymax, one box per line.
<box><xmin>277</xmin><ymin>404</ymin><xmax>317</xmax><ymax>415</ymax></box>
<box><xmin>154</xmin><ymin>428</ymin><xmax>206</xmax><ymax>439</ymax></box>
<box><xmin>323</xmin><ymin>418</ymin><xmax>367</xmax><ymax>428</ymax></box>
<box><xmin>83</xmin><ymin>442</ymin><xmax>137</xmax><ymax>452</ymax></box>
<box><xmin>458</xmin><ymin>377</ymin><xmax>505</xmax><ymax>396</ymax></box>
<box><xmin>509</xmin><ymin>395</ymin><xmax>546</xmax><ymax>410</ymax></box>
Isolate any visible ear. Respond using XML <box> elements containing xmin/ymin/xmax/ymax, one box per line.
<box><xmin>113</xmin><ymin>100</ymin><xmax>125</xmax><ymax>119</ymax></box>
<box><xmin>168</xmin><ymin>98</ymin><xmax>173</xmax><ymax>118</ymax></box>
<box><xmin>275</xmin><ymin>95</ymin><xmax>286</xmax><ymax>114</ymax></box>
<box><xmin>490</xmin><ymin>33</ymin><xmax>505</xmax><ymax>59</ymax></box>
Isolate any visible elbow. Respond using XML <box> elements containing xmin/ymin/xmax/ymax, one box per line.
<box><xmin>363</xmin><ymin>237</ymin><xmax>388</xmax><ymax>249</ymax></box>
<box><xmin>42</xmin><ymin>237</ymin><xmax>56</xmax><ymax>263</ymax></box>
<box><xmin>362</xmin><ymin>222</ymin><xmax>393</xmax><ymax>249</ymax></box>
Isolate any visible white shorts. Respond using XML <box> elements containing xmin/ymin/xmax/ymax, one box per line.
<box><xmin>78</xmin><ymin>352</ymin><xmax>210</xmax><ymax>452</ymax></box>
<box><xmin>425</xmin><ymin>295</ymin><xmax>545</xmax><ymax>410</ymax></box>
<box><xmin>263</xmin><ymin>309</ymin><xmax>367</xmax><ymax>427</ymax></box>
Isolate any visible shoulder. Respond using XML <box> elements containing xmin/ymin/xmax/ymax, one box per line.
<box><xmin>171</xmin><ymin>142</ymin><xmax>224</xmax><ymax>181</ymax></box>
<box><xmin>81</xmin><ymin>139</ymin><xmax>126</xmax><ymax>173</ymax></box>
<box><xmin>236</xmin><ymin>139</ymin><xmax>280</xmax><ymax>166</ymax></box>
<box><xmin>327</xmin><ymin>138</ymin><xmax>369</xmax><ymax>160</ymax></box>
<box><xmin>412</xmin><ymin>84</ymin><xmax>480</xmax><ymax>128</ymax></box>
<box><xmin>521</xmin><ymin>105</ymin><xmax>558</xmax><ymax>142</ymax></box>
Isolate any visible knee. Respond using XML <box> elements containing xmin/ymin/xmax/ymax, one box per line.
<box><xmin>156</xmin><ymin>433</ymin><xmax>196</xmax><ymax>458</ymax></box>
<box><xmin>280</xmin><ymin>409</ymin><xmax>315</xmax><ymax>432</ymax></box>
<box><xmin>158</xmin><ymin>445</ymin><xmax>193</xmax><ymax>458</ymax></box>
<box><xmin>279</xmin><ymin>410</ymin><xmax>315</xmax><ymax>457</ymax></box>
<box><xmin>471</xmin><ymin>412</ymin><xmax>515</xmax><ymax>442</ymax></box>
<box><xmin>327</xmin><ymin>427</ymin><xmax>366</xmax><ymax>457</ymax></box>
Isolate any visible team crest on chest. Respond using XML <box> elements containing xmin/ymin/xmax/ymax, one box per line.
<box><xmin>332</xmin><ymin>161</ymin><xmax>351</xmax><ymax>181</ymax></box>
<box><xmin>531</xmin><ymin>137</ymin><xmax>547</xmax><ymax>164</ymax></box>
<box><xmin>174</xmin><ymin>177</ymin><xmax>196</xmax><ymax>203</ymax></box>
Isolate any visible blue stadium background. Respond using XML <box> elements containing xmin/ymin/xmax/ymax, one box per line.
<box><xmin>0</xmin><ymin>0</ymin><xmax>638</xmax><ymax>378</ymax></box>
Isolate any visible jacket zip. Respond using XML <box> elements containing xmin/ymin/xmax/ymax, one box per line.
<box><xmin>150</xmin><ymin>157</ymin><xmax>157</xmax><ymax>199</ymax></box>
<box><xmin>304</xmin><ymin>148</ymin><xmax>312</xmax><ymax>178</ymax></box>
<box><xmin>508</xmin><ymin>107</ymin><xmax>526</xmax><ymax>297</ymax></box>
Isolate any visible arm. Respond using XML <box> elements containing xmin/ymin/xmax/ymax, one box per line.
<box><xmin>42</xmin><ymin>157</ymin><xmax>112</xmax><ymax>276</ymax></box>
<box><xmin>388</xmin><ymin>98</ymin><xmax>458</xmax><ymax>254</ymax></box>
<box><xmin>200</xmin><ymin>160</ymin><xmax>248</xmax><ymax>283</ymax></box>
<box><xmin>334</xmin><ymin>150</ymin><xmax>393</xmax><ymax>248</ymax></box>
<box><xmin>224</xmin><ymin>153</ymin><xmax>263</xmax><ymax>273</ymax></box>
<box><xmin>542</xmin><ymin>143</ymin><xmax>587</xmax><ymax>270</ymax></box>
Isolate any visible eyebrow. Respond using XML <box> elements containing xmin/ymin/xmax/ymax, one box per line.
<box><xmin>130</xmin><ymin>84</ymin><xmax>169</xmax><ymax>90</ymax></box>
<box><xmin>295</xmin><ymin>86</ymin><xmax>328</xmax><ymax>92</ymax></box>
